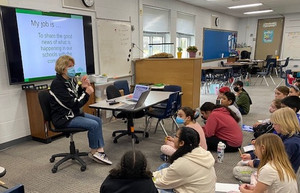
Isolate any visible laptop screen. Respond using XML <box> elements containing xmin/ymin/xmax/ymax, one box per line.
<box><xmin>132</xmin><ymin>84</ymin><xmax>149</xmax><ymax>101</ymax></box>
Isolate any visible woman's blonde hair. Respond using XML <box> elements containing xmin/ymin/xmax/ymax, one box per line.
<box><xmin>256</xmin><ymin>133</ymin><xmax>296</xmax><ymax>181</ymax></box>
<box><xmin>270</xmin><ymin>107</ymin><xmax>300</xmax><ymax>136</ymax></box>
<box><xmin>55</xmin><ymin>55</ymin><xmax>75</xmax><ymax>74</ymax></box>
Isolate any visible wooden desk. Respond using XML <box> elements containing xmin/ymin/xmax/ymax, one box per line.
<box><xmin>225</xmin><ymin>62</ymin><xmax>248</xmax><ymax>66</ymax></box>
<box><xmin>134</xmin><ymin>58</ymin><xmax>201</xmax><ymax>109</ymax></box>
<box><xmin>202</xmin><ymin>66</ymin><xmax>232</xmax><ymax>70</ymax></box>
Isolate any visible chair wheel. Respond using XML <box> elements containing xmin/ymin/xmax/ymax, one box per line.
<box><xmin>135</xmin><ymin>139</ymin><xmax>139</xmax><ymax>144</ymax></box>
<box><xmin>145</xmin><ymin>132</ymin><xmax>149</xmax><ymax>138</ymax></box>
<box><xmin>113</xmin><ymin>139</ymin><xmax>118</xmax><ymax>143</ymax></box>
<box><xmin>52</xmin><ymin>167</ymin><xmax>57</xmax><ymax>173</ymax></box>
<box><xmin>81</xmin><ymin>166</ymin><xmax>86</xmax><ymax>172</ymax></box>
<box><xmin>50</xmin><ymin>157</ymin><xmax>55</xmax><ymax>163</ymax></box>
<box><xmin>112</xmin><ymin>133</ymin><xmax>116</xmax><ymax>137</ymax></box>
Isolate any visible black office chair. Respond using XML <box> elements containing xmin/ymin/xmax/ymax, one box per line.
<box><xmin>38</xmin><ymin>91</ymin><xmax>88</xmax><ymax>173</ymax></box>
<box><xmin>114</xmin><ymin>80</ymin><xmax>130</xmax><ymax>95</ymax></box>
<box><xmin>240</xmin><ymin>50</ymin><xmax>251</xmax><ymax>59</ymax></box>
<box><xmin>106</xmin><ymin>85</ymin><xmax>147</xmax><ymax>143</ymax></box>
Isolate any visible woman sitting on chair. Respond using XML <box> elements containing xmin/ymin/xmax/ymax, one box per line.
<box><xmin>50</xmin><ymin>55</ymin><xmax>112</xmax><ymax>165</ymax></box>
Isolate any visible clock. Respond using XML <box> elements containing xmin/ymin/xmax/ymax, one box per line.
<box><xmin>82</xmin><ymin>0</ymin><xmax>94</xmax><ymax>7</ymax></box>
<box><xmin>215</xmin><ymin>17</ymin><xmax>220</xmax><ymax>27</ymax></box>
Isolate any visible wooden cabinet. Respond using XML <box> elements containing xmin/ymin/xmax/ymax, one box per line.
<box><xmin>227</xmin><ymin>57</ymin><xmax>238</xmax><ymax>63</ymax></box>
<box><xmin>135</xmin><ymin>58</ymin><xmax>202</xmax><ymax>109</ymax></box>
<box><xmin>25</xmin><ymin>85</ymin><xmax>95</xmax><ymax>143</ymax></box>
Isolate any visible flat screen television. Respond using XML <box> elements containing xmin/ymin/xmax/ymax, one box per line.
<box><xmin>0</xmin><ymin>6</ymin><xmax>95</xmax><ymax>84</ymax></box>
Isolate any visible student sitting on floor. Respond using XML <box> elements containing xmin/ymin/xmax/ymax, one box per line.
<box><xmin>153</xmin><ymin>127</ymin><xmax>216</xmax><ymax>193</ymax></box>
<box><xmin>252</xmin><ymin>99</ymin><xmax>281</xmax><ymax>127</ymax></box>
<box><xmin>100</xmin><ymin>150</ymin><xmax>158</xmax><ymax>193</ymax></box>
<box><xmin>239</xmin><ymin>133</ymin><xmax>298</xmax><ymax>193</ymax></box>
<box><xmin>233</xmin><ymin>81</ymin><xmax>252</xmax><ymax>115</ymax></box>
<box><xmin>217</xmin><ymin>86</ymin><xmax>231</xmax><ymax>99</ymax></box>
<box><xmin>161</xmin><ymin>107</ymin><xmax>207</xmax><ymax>159</ymax></box>
<box><xmin>274</xmin><ymin>85</ymin><xmax>289</xmax><ymax>100</ymax></box>
<box><xmin>288</xmin><ymin>84</ymin><xmax>300</xmax><ymax>97</ymax></box>
<box><xmin>200</xmin><ymin>102</ymin><xmax>242</xmax><ymax>152</ymax></box>
<box><xmin>281</xmin><ymin>96</ymin><xmax>300</xmax><ymax>122</ymax></box>
<box><xmin>220</xmin><ymin>91</ymin><xmax>243</xmax><ymax>128</ymax></box>
<box><xmin>235</xmin><ymin>107</ymin><xmax>300</xmax><ymax>184</ymax></box>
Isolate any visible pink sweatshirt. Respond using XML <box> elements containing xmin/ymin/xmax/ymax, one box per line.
<box><xmin>203</xmin><ymin>107</ymin><xmax>243</xmax><ymax>147</ymax></box>
<box><xmin>187</xmin><ymin>122</ymin><xmax>207</xmax><ymax>150</ymax></box>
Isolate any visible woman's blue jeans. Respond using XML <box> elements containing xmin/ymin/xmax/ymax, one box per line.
<box><xmin>67</xmin><ymin>113</ymin><xmax>104</xmax><ymax>149</ymax></box>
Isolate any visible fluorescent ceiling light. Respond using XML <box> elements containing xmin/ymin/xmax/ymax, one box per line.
<box><xmin>228</xmin><ymin>3</ymin><xmax>263</xmax><ymax>9</ymax></box>
<box><xmin>244</xmin><ymin>10</ymin><xmax>273</xmax><ymax>15</ymax></box>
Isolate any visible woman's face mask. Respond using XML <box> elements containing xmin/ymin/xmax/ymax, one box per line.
<box><xmin>67</xmin><ymin>66</ymin><xmax>76</xmax><ymax>78</ymax></box>
<box><xmin>176</xmin><ymin>116</ymin><xmax>185</xmax><ymax>124</ymax></box>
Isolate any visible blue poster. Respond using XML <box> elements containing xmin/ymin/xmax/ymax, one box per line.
<box><xmin>263</xmin><ymin>30</ymin><xmax>274</xmax><ymax>43</ymax></box>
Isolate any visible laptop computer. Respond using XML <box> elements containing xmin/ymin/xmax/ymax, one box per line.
<box><xmin>119</xmin><ymin>90</ymin><xmax>150</xmax><ymax>110</ymax></box>
<box><xmin>128</xmin><ymin>84</ymin><xmax>150</xmax><ymax>102</ymax></box>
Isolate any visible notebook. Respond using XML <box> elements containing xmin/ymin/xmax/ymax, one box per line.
<box><xmin>120</xmin><ymin>90</ymin><xmax>150</xmax><ymax>110</ymax></box>
<box><xmin>128</xmin><ymin>84</ymin><xmax>150</xmax><ymax>102</ymax></box>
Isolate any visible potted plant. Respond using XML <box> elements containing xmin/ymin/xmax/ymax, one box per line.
<box><xmin>187</xmin><ymin>46</ymin><xmax>198</xmax><ymax>58</ymax></box>
<box><xmin>177</xmin><ymin>47</ymin><xmax>183</xmax><ymax>58</ymax></box>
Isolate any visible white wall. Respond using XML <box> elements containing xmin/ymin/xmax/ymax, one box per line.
<box><xmin>0</xmin><ymin>0</ymin><xmax>239</xmax><ymax>145</ymax></box>
<box><xmin>237</xmin><ymin>14</ymin><xmax>300</xmax><ymax>61</ymax></box>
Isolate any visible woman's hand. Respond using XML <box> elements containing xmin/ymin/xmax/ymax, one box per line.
<box><xmin>241</xmin><ymin>153</ymin><xmax>251</xmax><ymax>161</ymax></box>
<box><xmin>165</xmin><ymin>136</ymin><xmax>174</xmax><ymax>142</ymax></box>
<box><xmin>81</xmin><ymin>75</ymin><xmax>90</xmax><ymax>88</ymax></box>
<box><xmin>85</xmin><ymin>85</ymin><xmax>94</xmax><ymax>95</ymax></box>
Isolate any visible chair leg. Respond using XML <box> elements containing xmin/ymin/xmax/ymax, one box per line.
<box><xmin>253</xmin><ymin>75</ymin><xmax>260</xmax><ymax>86</ymax></box>
<box><xmin>50</xmin><ymin>139</ymin><xmax>88</xmax><ymax>172</ymax></box>
<box><xmin>263</xmin><ymin>76</ymin><xmax>269</xmax><ymax>86</ymax></box>
<box><xmin>154</xmin><ymin>119</ymin><xmax>160</xmax><ymax>134</ymax></box>
<box><xmin>144</xmin><ymin>116</ymin><xmax>152</xmax><ymax>132</ymax></box>
<box><xmin>171</xmin><ymin>116</ymin><xmax>179</xmax><ymax>133</ymax></box>
<box><xmin>276</xmin><ymin>79</ymin><xmax>284</xmax><ymax>87</ymax></box>
<box><xmin>269</xmin><ymin>75</ymin><xmax>276</xmax><ymax>85</ymax></box>
<box><xmin>159</xmin><ymin>121</ymin><xmax>168</xmax><ymax>136</ymax></box>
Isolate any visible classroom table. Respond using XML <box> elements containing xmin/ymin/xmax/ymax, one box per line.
<box><xmin>89</xmin><ymin>91</ymin><xmax>174</xmax><ymax>150</ymax></box>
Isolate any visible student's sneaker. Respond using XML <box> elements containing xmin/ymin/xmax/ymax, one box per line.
<box><xmin>89</xmin><ymin>152</ymin><xmax>112</xmax><ymax>165</ymax></box>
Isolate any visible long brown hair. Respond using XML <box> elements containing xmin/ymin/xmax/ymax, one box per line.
<box><xmin>255</xmin><ymin>133</ymin><xmax>296</xmax><ymax>181</ymax></box>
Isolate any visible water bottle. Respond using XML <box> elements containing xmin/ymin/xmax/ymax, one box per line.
<box><xmin>217</xmin><ymin>141</ymin><xmax>226</xmax><ymax>163</ymax></box>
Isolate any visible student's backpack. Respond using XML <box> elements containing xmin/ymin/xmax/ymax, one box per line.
<box><xmin>253</xmin><ymin>123</ymin><xmax>274</xmax><ymax>138</ymax></box>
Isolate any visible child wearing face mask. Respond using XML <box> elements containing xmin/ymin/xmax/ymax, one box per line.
<box><xmin>160</xmin><ymin>107</ymin><xmax>207</xmax><ymax>159</ymax></box>
<box><xmin>233</xmin><ymin>81</ymin><xmax>252</xmax><ymax>115</ymax></box>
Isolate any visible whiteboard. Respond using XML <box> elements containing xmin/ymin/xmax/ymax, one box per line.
<box><xmin>282</xmin><ymin>32</ymin><xmax>300</xmax><ymax>59</ymax></box>
<box><xmin>97</xmin><ymin>19</ymin><xmax>132</xmax><ymax>78</ymax></box>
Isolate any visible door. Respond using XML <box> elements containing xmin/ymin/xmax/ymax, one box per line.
<box><xmin>255</xmin><ymin>18</ymin><xmax>284</xmax><ymax>60</ymax></box>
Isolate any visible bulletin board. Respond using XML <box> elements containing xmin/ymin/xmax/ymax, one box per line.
<box><xmin>97</xmin><ymin>19</ymin><xmax>132</xmax><ymax>78</ymax></box>
<box><xmin>203</xmin><ymin>28</ymin><xmax>237</xmax><ymax>61</ymax></box>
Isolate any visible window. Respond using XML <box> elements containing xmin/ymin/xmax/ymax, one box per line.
<box><xmin>143</xmin><ymin>6</ymin><xmax>170</xmax><ymax>57</ymax></box>
<box><xmin>176</xmin><ymin>12</ymin><xmax>195</xmax><ymax>58</ymax></box>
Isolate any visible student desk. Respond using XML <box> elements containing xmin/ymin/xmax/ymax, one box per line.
<box><xmin>89</xmin><ymin>91</ymin><xmax>174</xmax><ymax>148</ymax></box>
